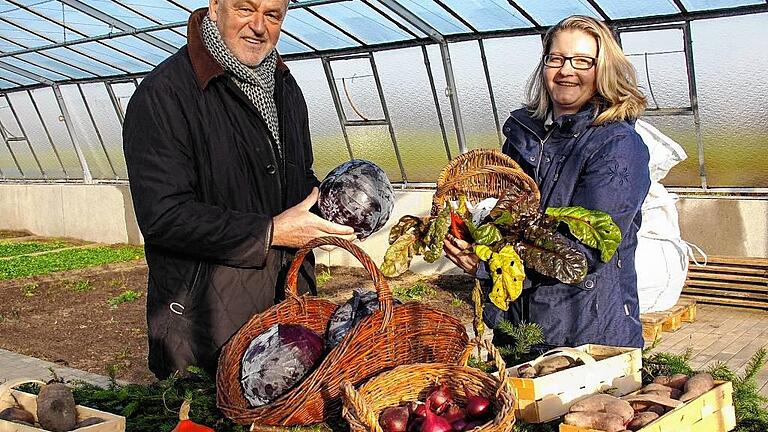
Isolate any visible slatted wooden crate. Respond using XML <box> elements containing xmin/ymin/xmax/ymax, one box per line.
<box><xmin>559</xmin><ymin>380</ymin><xmax>736</xmax><ymax>432</ymax></box>
<box><xmin>684</xmin><ymin>255</ymin><xmax>768</xmax><ymax>309</ymax></box>
<box><xmin>504</xmin><ymin>345</ymin><xmax>642</xmax><ymax>423</ymax></box>
<box><xmin>641</xmin><ymin>298</ymin><xmax>697</xmax><ymax>342</ymax></box>
<box><xmin>0</xmin><ymin>379</ymin><xmax>125</xmax><ymax>432</ymax></box>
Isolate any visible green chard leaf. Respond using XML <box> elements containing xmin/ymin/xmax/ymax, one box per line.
<box><xmin>388</xmin><ymin>215</ymin><xmax>426</xmax><ymax>245</ymax></box>
<box><xmin>381</xmin><ymin>232</ymin><xmax>418</xmax><ymax>277</ymax></box>
<box><xmin>423</xmin><ymin>203</ymin><xmax>451</xmax><ymax>263</ymax></box>
<box><xmin>545</xmin><ymin>206</ymin><xmax>622</xmax><ymax>262</ymax></box>
<box><xmin>469</xmin><ymin>223</ymin><xmax>503</xmax><ymax>246</ymax></box>
<box><xmin>490</xmin><ymin>186</ymin><xmax>540</xmax><ymax>227</ymax></box>
<box><xmin>516</xmin><ymin>225</ymin><xmax>588</xmax><ymax>284</ymax></box>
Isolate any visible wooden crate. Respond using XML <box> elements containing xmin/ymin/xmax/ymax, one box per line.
<box><xmin>559</xmin><ymin>381</ymin><xmax>736</xmax><ymax>432</ymax></box>
<box><xmin>0</xmin><ymin>379</ymin><xmax>125</xmax><ymax>432</ymax></box>
<box><xmin>505</xmin><ymin>345</ymin><xmax>642</xmax><ymax>423</ymax></box>
<box><xmin>641</xmin><ymin>298</ymin><xmax>698</xmax><ymax>342</ymax></box>
<box><xmin>684</xmin><ymin>255</ymin><xmax>768</xmax><ymax>310</ymax></box>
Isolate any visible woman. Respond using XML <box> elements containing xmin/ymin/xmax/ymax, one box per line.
<box><xmin>444</xmin><ymin>16</ymin><xmax>650</xmax><ymax>348</ymax></box>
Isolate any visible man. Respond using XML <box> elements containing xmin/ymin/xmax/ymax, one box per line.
<box><xmin>123</xmin><ymin>0</ymin><xmax>354</xmax><ymax>379</ymax></box>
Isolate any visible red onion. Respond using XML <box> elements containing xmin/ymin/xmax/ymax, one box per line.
<box><xmin>379</xmin><ymin>406</ymin><xmax>410</xmax><ymax>432</ymax></box>
<box><xmin>427</xmin><ymin>383</ymin><xmax>452</xmax><ymax>414</ymax></box>
<box><xmin>440</xmin><ymin>403</ymin><xmax>465</xmax><ymax>424</ymax></box>
<box><xmin>451</xmin><ymin>419</ymin><xmax>468</xmax><ymax>431</ymax></box>
<box><xmin>462</xmin><ymin>419</ymin><xmax>487</xmax><ymax>431</ymax></box>
<box><xmin>463</xmin><ymin>385</ymin><xmax>491</xmax><ymax>419</ymax></box>
<box><xmin>421</xmin><ymin>400</ymin><xmax>453</xmax><ymax>432</ymax></box>
<box><xmin>409</xmin><ymin>401</ymin><xmax>427</xmax><ymax>418</ymax></box>
<box><xmin>407</xmin><ymin>417</ymin><xmax>423</xmax><ymax>432</ymax></box>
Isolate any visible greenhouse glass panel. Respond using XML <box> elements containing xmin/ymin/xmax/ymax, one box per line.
<box><xmin>7</xmin><ymin>91</ymin><xmax>66</xmax><ymax>178</ymax></box>
<box><xmin>73</xmin><ymin>42</ymin><xmax>151</xmax><ymax>72</ymax></box>
<box><xmin>328</xmin><ymin>57</ymin><xmax>385</xmax><ymax>121</ymax></box>
<box><xmin>171</xmin><ymin>0</ymin><xmax>206</xmax><ymax>11</ymax></box>
<box><xmin>1</xmin><ymin>56</ymin><xmax>71</xmax><ymax>81</ymax></box>
<box><xmin>310</xmin><ymin>2</ymin><xmax>413</xmax><ymax>44</ymax></box>
<box><xmin>639</xmin><ymin>115</ymin><xmax>699</xmax><ymax>187</ymax></box>
<box><xmin>438</xmin><ymin>0</ymin><xmax>531</xmax><ymax>31</ymax></box>
<box><xmin>620</xmin><ymin>30</ymin><xmax>689</xmax><ymax>109</ymax></box>
<box><xmin>285</xmin><ymin>58</ymin><xmax>349</xmax><ymax>178</ymax></box>
<box><xmin>277</xmin><ymin>32</ymin><xmax>312</xmax><ymax>55</ymax></box>
<box><xmin>347</xmin><ymin>125</ymin><xmax>402</xmax><ymax>182</ymax></box>
<box><xmin>147</xmin><ymin>29</ymin><xmax>188</xmax><ymax>48</ymax></box>
<box><xmin>83</xmin><ymin>0</ymin><xmax>155</xmax><ymax>28</ymax></box>
<box><xmin>0</xmin><ymin>20</ymin><xmax>51</xmax><ymax>48</ymax></box>
<box><xmin>391</xmin><ymin>0</ymin><xmax>470</xmax><ymax>34</ymax></box>
<box><xmin>0</xmin><ymin>4</ymin><xmax>75</xmax><ymax>45</ymax></box>
<box><xmin>22</xmin><ymin>2</ymin><xmax>113</xmax><ymax>37</ymax></box>
<box><xmin>375</xmin><ymin>47</ymin><xmax>451</xmax><ymax>183</ymax></box>
<box><xmin>31</xmin><ymin>87</ymin><xmax>84</xmax><ymax>179</ymax></box>
<box><xmin>17</xmin><ymin>52</ymin><xmax>96</xmax><ymax>79</ymax></box>
<box><xmin>0</xmin><ymin>78</ymin><xmax>17</xmax><ymax>89</ymax></box>
<box><xmin>0</xmin><ymin>95</ymin><xmax>23</xmax><ymax>136</ymax></box>
<box><xmin>0</xmin><ymin>67</ymin><xmax>37</xmax><ymax>86</ymax></box>
<box><xmin>110</xmin><ymin>82</ymin><xmax>136</xmax><ymax>120</ymax></box>
<box><xmin>110</xmin><ymin>0</ymin><xmax>190</xmax><ymax>24</ymax></box>
<box><xmin>101</xmin><ymin>36</ymin><xmax>172</xmax><ymax>65</ymax></box>
<box><xmin>0</xmin><ymin>139</ymin><xmax>23</xmax><ymax>178</ymax></box>
<box><xmin>511</xmin><ymin>0</ymin><xmax>600</xmax><ymax>25</ymax></box>
<box><xmin>282</xmin><ymin>9</ymin><xmax>360</xmax><ymax>50</ymax></box>
<box><xmin>0</xmin><ymin>96</ymin><xmax>41</xmax><ymax>178</ymax></box>
<box><xmin>78</xmin><ymin>83</ymin><xmax>127</xmax><ymax>178</ymax></box>
<box><xmin>691</xmin><ymin>14</ymin><xmax>768</xmax><ymax>187</ymax></box>
<box><xmin>484</xmin><ymin>35</ymin><xmax>544</xmax><ymax>120</ymax></box>
<box><xmin>594</xmin><ymin>0</ymin><xmax>680</xmax><ymax>19</ymax></box>
<box><xmin>680</xmin><ymin>0</ymin><xmax>763</xmax><ymax>11</ymax></box>
<box><xmin>57</xmin><ymin>84</ymin><xmax>118</xmax><ymax>179</ymax></box>
<box><xmin>365</xmin><ymin>0</ymin><xmax>427</xmax><ymax>37</ymax></box>
<box><xmin>444</xmin><ymin>41</ymin><xmax>500</xmax><ymax>150</ymax></box>
<box><xmin>0</xmin><ymin>36</ymin><xmax>23</xmax><ymax>52</ymax></box>
<box><xmin>44</xmin><ymin>47</ymin><xmax>126</xmax><ymax>76</ymax></box>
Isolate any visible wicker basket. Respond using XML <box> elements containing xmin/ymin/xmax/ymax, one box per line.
<box><xmin>431</xmin><ymin>148</ymin><xmax>540</xmax><ymax>216</ymax></box>
<box><xmin>216</xmin><ymin>236</ymin><xmax>469</xmax><ymax>427</ymax></box>
<box><xmin>341</xmin><ymin>339</ymin><xmax>516</xmax><ymax>432</ymax></box>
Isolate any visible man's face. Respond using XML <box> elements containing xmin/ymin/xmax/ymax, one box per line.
<box><xmin>208</xmin><ymin>0</ymin><xmax>288</xmax><ymax>67</ymax></box>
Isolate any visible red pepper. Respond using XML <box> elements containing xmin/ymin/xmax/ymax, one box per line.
<box><xmin>172</xmin><ymin>400</ymin><xmax>215</xmax><ymax>432</ymax></box>
<box><xmin>449</xmin><ymin>211</ymin><xmax>471</xmax><ymax>242</ymax></box>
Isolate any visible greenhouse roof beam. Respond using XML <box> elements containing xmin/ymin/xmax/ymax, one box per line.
<box><xmin>671</xmin><ymin>0</ymin><xmax>688</xmax><ymax>14</ymax></box>
<box><xmin>433</xmin><ymin>0</ymin><xmax>478</xmax><ymax>33</ymax></box>
<box><xmin>584</xmin><ymin>0</ymin><xmax>611</xmax><ymax>21</ymax></box>
<box><xmin>58</xmin><ymin>0</ymin><xmax>177</xmax><ymax>54</ymax></box>
<box><xmin>0</xmin><ymin>61</ymin><xmax>53</xmax><ymax>85</ymax></box>
<box><xmin>506</xmin><ymin>1</ymin><xmax>542</xmax><ymax>29</ymax></box>
<box><xmin>377</xmin><ymin>0</ymin><xmax>445</xmax><ymax>43</ymax></box>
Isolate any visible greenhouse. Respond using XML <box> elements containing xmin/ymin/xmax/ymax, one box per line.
<box><xmin>0</xmin><ymin>1</ymin><xmax>767</xmax><ymax>431</ymax></box>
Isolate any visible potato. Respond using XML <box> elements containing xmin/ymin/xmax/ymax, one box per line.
<box><xmin>569</xmin><ymin>394</ymin><xmax>634</xmax><ymax>423</ymax></box>
<box><xmin>37</xmin><ymin>382</ymin><xmax>77</xmax><ymax>432</ymax></box>
<box><xmin>680</xmin><ymin>373</ymin><xmax>715</xmax><ymax>402</ymax></box>
<box><xmin>76</xmin><ymin>417</ymin><xmax>106</xmax><ymax>428</ymax></box>
<box><xmin>626</xmin><ymin>411</ymin><xmax>660</xmax><ymax>431</ymax></box>
<box><xmin>0</xmin><ymin>406</ymin><xmax>35</xmax><ymax>426</ymax></box>
<box><xmin>535</xmin><ymin>355</ymin><xmax>575</xmax><ymax>377</ymax></box>
<box><xmin>647</xmin><ymin>404</ymin><xmax>666</xmax><ymax>416</ymax></box>
<box><xmin>667</xmin><ymin>374</ymin><xmax>690</xmax><ymax>390</ymax></box>
<box><xmin>517</xmin><ymin>363</ymin><xmax>537</xmax><ymax>378</ymax></box>
<box><xmin>564</xmin><ymin>411</ymin><xmax>626</xmax><ymax>432</ymax></box>
<box><xmin>639</xmin><ymin>384</ymin><xmax>682</xmax><ymax>400</ymax></box>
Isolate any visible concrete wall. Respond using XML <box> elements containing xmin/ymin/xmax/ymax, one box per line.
<box><xmin>1</xmin><ymin>184</ymin><xmax>766</xmax><ymax>269</ymax></box>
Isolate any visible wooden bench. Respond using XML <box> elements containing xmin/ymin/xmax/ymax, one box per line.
<box><xmin>683</xmin><ymin>255</ymin><xmax>768</xmax><ymax>309</ymax></box>
<box><xmin>641</xmin><ymin>298</ymin><xmax>697</xmax><ymax>342</ymax></box>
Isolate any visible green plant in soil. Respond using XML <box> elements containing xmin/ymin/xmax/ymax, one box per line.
<box><xmin>67</xmin><ymin>279</ymin><xmax>94</xmax><ymax>293</ymax></box>
<box><xmin>21</xmin><ymin>282</ymin><xmax>38</xmax><ymax>297</ymax></box>
<box><xmin>392</xmin><ymin>280</ymin><xmax>435</xmax><ymax>301</ymax></box>
<box><xmin>316</xmin><ymin>268</ymin><xmax>333</xmax><ymax>288</ymax></box>
<box><xmin>108</xmin><ymin>290</ymin><xmax>141</xmax><ymax>308</ymax></box>
<box><xmin>450</xmin><ymin>294</ymin><xmax>464</xmax><ymax>307</ymax></box>
<box><xmin>0</xmin><ymin>239</ymin><xmax>73</xmax><ymax>258</ymax></box>
<box><xmin>0</xmin><ymin>245</ymin><xmax>145</xmax><ymax>280</ymax></box>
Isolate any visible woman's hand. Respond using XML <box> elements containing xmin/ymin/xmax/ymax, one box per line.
<box><xmin>443</xmin><ymin>233</ymin><xmax>480</xmax><ymax>276</ymax></box>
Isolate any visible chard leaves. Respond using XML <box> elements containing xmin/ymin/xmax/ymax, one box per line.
<box><xmin>380</xmin><ymin>232</ymin><xmax>418</xmax><ymax>278</ymax></box>
<box><xmin>423</xmin><ymin>204</ymin><xmax>451</xmax><ymax>263</ymax></box>
<box><xmin>516</xmin><ymin>225</ymin><xmax>588</xmax><ymax>284</ymax></box>
<box><xmin>545</xmin><ymin>206</ymin><xmax>622</xmax><ymax>262</ymax></box>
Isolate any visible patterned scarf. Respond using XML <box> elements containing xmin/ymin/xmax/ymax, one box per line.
<box><xmin>201</xmin><ymin>15</ymin><xmax>281</xmax><ymax>158</ymax></box>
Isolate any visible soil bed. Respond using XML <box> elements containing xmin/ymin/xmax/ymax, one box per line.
<box><xmin>0</xmin><ymin>259</ymin><xmax>475</xmax><ymax>384</ymax></box>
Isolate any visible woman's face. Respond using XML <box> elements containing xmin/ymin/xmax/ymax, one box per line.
<box><xmin>545</xmin><ymin>29</ymin><xmax>598</xmax><ymax>118</ymax></box>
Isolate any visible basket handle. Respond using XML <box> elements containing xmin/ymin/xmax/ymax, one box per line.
<box><xmin>285</xmin><ymin>236</ymin><xmax>394</xmax><ymax>331</ymax></box>
<box><xmin>529</xmin><ymin>347</ymin><xmax>596</xmax><ymax>368</ymax></box>
<box><xmin>341</xmin><ymin>379</ymin><xmax>383</xmax><ymax>432</ymax></box>
<box><xmin>0</xmin><ymin>379</ymin><xmax>46</xmax><ymax>405</ymax></box>
<box><xmin>458</xmin><ymin>338</ymin><xmax>508</xmax><ymax>385</ymax></box>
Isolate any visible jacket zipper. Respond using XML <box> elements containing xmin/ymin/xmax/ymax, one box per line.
<box><xmin>509</xmin><ymin>116</ymin><xmax>554</xmax><ymax>183</ymax></box>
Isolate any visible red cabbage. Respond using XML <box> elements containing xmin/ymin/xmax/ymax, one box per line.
<box><xmin>326</xmin><ymin>289</ymin><xmax>400</xmax><ymax>350</ymax></box>
<box><xmin>240</xmin><ymin>323</ymin><xmax>324</xmax><ymax>406</ymax></box>
<box><xmin>318</xmin><ymin>159</ymin><xmax>395</xmax><ymax>239</ymax></box>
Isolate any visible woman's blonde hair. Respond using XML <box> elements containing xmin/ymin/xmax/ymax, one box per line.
<box><xmin>525</xmin><ymin>15</ymin><xmax>646</xmax><ymax>124</ymax></box>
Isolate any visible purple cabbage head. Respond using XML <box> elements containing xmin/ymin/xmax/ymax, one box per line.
<box><xmin>318</xmin><ymin>159</ymin><xmax>395</xmax><ymax>239</ymax></box>
<box><xmin>240</xmin><ymin>323</ymin><xmax>325</xmax><ymax>407</ymax></box>
<box><xmin>325</xmin><ymin>288</ymin><xmax>401</xmax><ymax>350</ymax></box>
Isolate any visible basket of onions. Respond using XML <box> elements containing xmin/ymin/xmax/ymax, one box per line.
<box><xmin>341</xmin><ymin>338</ymin><xmax>515</xmax><ymax>432</ymax></box>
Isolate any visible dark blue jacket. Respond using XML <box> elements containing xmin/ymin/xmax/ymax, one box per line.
<box><xmin>486</xmin><ymin>105</ymin><xmax>650</xmax><ymax>348</ymax></box>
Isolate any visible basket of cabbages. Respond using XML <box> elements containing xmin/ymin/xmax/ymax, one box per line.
<box><xmin>341</xmin><ymin>338</ymin><xmax>516</xmax><ymax>432</ymax></box>
<box><xmin>216</xmin><ymin>236</ymin><xmax>469</xmax><ymax>428</ymax></box>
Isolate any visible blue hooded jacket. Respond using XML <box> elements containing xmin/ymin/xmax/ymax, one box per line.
<box><xmin>485</xmin><ymin>105</ymin><xmax>651</xmax><ymax>348</ymax></box>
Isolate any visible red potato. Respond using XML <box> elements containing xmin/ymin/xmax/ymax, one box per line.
<box><xmin>569</xmin><ymin>394</ymin><xmax>634</xmax><ymax>423</ymax></box>
<box><xmin>564</xmin><ymin>411</ymin><xmax>626</xmax><ymax>432</ymax></box>
<box><xmin>639</xmin><ymin>383</ymin><xmax>682</xmax><ymax>400</ymax></box>
<box><xmin>37</xmin><ymin>382</ymin><xmax>77</xmax><ymax>432</ymax></box>
<box><xmin>0</xmin><ymin>406</ymin><xmax>35</xmax><ymax>426</ymax></box>
<box><xmin>626</xmin><ymin>411</ymin><xmax>660</xmax><ymax>431</ymax></box>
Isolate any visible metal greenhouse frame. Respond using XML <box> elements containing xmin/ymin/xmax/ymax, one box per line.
<box><xmin>0</xmin><ymin>0</ymin><xmax>766</xmax><ymax>192</ymax></box>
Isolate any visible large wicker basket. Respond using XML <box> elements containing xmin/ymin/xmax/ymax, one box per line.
<box><xmin>216</xmin><ymin>236</ymin><xmax>469</xmax><ymax>428</ymax></box>
<box><xmin>341</xmin><ymin>338</ymin><xmax>516</xmax><ymax>432</ymax></box>
<box><xmin>431</xmin><ymin>148</ymin><xmax>540</xmax><ymax>215</ymax></box>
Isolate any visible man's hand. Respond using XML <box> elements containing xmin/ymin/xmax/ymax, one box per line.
<box><xmin>443</xmin><ymin>233</ymin><xmax>480</xmax><ymax>276</ymax></box>
<box><xmin>272</xmin><ymin>187</ymin><xmax>357</xmax><ymax>248</ymax></box>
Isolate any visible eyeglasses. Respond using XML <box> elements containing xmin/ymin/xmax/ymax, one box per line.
<box><xmin>543</xmin><ymin>54</ymin><xmax>596</xmax><ymax>70</ymax></box>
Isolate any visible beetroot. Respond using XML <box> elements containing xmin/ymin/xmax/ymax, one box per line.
<box><xmin>240</xmin><ymin>323</ymin><xmax>324</xmax><ymax>406</ymax></box>
<box><xmin>318</xmin><ymin>159</ymin><xmax>394</xmax><ymax>239</ymax></box>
